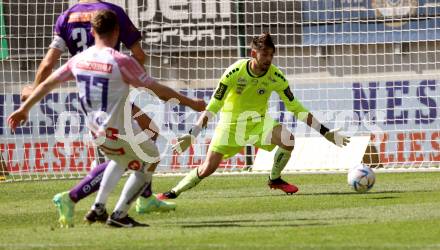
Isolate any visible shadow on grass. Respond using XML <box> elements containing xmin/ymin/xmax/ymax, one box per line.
<box><xmin>297</xmin><ymin>190</ymin><xmax>406</xmax><ymax>196</ymax></box>
<box><xmin>169</xmin><ymin>216</ymin><xmax>360</xmax><ymax>229</ymax></box>
<box><xmin>180</xmin><ymin>222</ymin><xmax>328</xmax><ymax>228</ymax></box>
<box><xmin>366</xmin><ymin>196</ymin><xmax>399</xmax><ymax>200</ymax></box>
<box><xmin>176</xmin><ymin>218</ymin><xmax>316</xmax><ymax>224</ymax></box>
<box><xmin>190</xmin><ymin>190</ymin><xmax>410</xmax><ymax>200</ymax></box>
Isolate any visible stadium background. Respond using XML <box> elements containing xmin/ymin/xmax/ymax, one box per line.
<box><xmin>0</xmin><ymin>0</ymin><xmax>439</xmax><ymax>179</ymax></box>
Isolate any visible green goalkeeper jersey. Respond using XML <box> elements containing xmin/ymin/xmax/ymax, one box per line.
<box><xmin>206</xmin><ymin>59</ymin><xmax>309</xmax><ymax>123</ymax></box>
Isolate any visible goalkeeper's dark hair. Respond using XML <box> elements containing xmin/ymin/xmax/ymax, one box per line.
<box><xmin>250</xmin><ymin>32</ymin><xmax>276</xmax><ymax>52</ymax></box>
<box><xmin>91</xmin><ymin>10</ymin><xmax>119</xmax><ymax>37</ymax></box>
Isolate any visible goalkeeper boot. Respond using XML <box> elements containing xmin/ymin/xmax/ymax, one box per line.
<box><xmin>84</xmin><ymin>209</ymin><xmax>109</xmax><ymax>224</ymax></box>
<box><xmin>135</xmin><ymin>194</ymin><xmax>177</xmax><ymax>214</ymax></box>
<box><xmin>52</xmin><ymin>192</ymin><xmax>75</xmax><ymax>228</ymax></box>
<box><xmin>268</xmin><ymin>177</ymin><xmax>299</xmax><ymax>195</ymax></box>
<box><xmin>156</xmin><ymin>191</ymin><xmax>178</xmax><ymax>200</ymax></box>
<box><xmin>106</xmin><ymin>213</ymin><xmax>149</xmax><ymax>228</ymax></box>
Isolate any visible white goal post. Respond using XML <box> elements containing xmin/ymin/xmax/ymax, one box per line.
<box><xmin>0</xmin><ymin>0</ymin><xmax>439</xmax><ymax>181</ymax></box>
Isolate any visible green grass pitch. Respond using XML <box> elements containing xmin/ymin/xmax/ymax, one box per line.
<box><xmin>0</xmin><ymin>172</ymin><xmax>440</xmax><ymax>250</ymax></box>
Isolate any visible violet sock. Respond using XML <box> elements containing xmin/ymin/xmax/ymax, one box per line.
<box><xmin>69</xmin><ymin>161</ymin><xmax>109</xmax><ymax>203</ymax></box>
<box><xmin>140</xmin><ymin>182</ymin><xmax>152</xmax><ymax>198</ymax></box>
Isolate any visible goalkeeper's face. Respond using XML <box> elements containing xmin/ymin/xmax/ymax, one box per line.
<box><xmin>252</xmin><ymin>48</ymin><xmax>274</xmax><ymax>72</ymax></box>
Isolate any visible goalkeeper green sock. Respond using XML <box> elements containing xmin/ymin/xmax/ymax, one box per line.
<box><xmin>270</xmin><ymin>147</ymin><xmax>292</xmax><ymax>180</ymax></box>
<box><xmin>171</xmin><ymin>168</ymin><xmax>203</xmax><ymax>196</ymax></box>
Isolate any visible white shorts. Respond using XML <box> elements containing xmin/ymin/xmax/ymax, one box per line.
<box><xmin>94</xmin><ymin>121</ymin><xmax>159</xmax><ymax>171</ymax></box>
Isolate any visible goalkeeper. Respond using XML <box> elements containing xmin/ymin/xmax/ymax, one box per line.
<box><xmin>159</xmin><ymin>33</ymin><xmax>350</xmax><ymax>198</ymax></box>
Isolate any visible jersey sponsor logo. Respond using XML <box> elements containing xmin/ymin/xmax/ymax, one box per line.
<box><xmin>236</xmin><ymin>77</ymin><xmax>246</xmax><ymax>94</ymax></box>
<box><xmin>237</xmin><ymin>77</ymin><xmax>246</xmax><ymax>84</ymax></box>
<box><xmin>214</xmin><ymin>83</ymin><xmax>228</xmax><ymax>100</ymax></box>
<box><xmin>236</xmin><ymin>85</ymin><xmax>245</xmax><ymax>94</ymax></box>
<box><xmin>77</xmin><ymin>61</ymin><xmax>113</xmax><ymax>74</ymax></box>
<box><xmin>283</xmin><ymin>87</ymin><xmax>295</xmax><ymax>101</ymax></box>
<box><xmin>68</xmin><ymin>11</ymin><xmax>95</xmax><ymax>23</ymax></box>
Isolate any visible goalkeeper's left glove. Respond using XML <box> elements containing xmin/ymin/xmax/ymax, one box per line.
<box><xmin>172</xmin><ymin>134</ymin><xmax>196</xmax><ymax>154</ymax></box>
<box><xmin>172</xmin><ymin>126</ymin><xmax>204</xmax><ymax>154</ymax></box>
<box><xmin>324</xmin><ymin>128</ymin><xmax>350</xmax><ymax>147</ymax></box>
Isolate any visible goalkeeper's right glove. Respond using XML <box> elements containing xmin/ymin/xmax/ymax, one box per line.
<box><xmin>172</xmin><ymin>133</ymin><xmax>196</xmax><ymax>154</ymax></box>
<box><xmin>323</xmin><ymin>128</ymin><xmax>350</xmax><ymax>147</ymax></box>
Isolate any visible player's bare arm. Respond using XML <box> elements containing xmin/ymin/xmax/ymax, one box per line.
<box><xmin>304</xmin><ymin>112</ymin><xmax>351</xmax><ymax>147</ymax></box>
<box><xmin>129</xmin><ymin>41</ymin><xmax>146</xmax><ymax>66</ymax></box>
<box><xmin>20</xmin><ymin>48</ymin><xmax>63</xmax><ymax>101</ymax></box>
<box><xmin>9</xmin><ymin>72</ymin><xmax>69</xmax><ymax>130</ymax></box>
<box><xmin>144</xmin><ymin>80</ymin><xmax>206</xmax><ymax>112</ymax></box>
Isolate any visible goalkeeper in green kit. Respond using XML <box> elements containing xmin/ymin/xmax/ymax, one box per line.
<box><xmin>158</xmin><ymin>33</ymin><xmax>350</xmax><ymax>198</ymax></box>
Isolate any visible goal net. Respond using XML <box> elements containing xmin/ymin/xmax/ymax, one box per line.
<box><xmin>0</xmin><ymin>0</ymin><xmax>439</xmax><ymax>181</ymax></box>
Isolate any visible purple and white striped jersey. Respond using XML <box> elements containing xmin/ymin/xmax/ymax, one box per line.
<box><xmin>53</xmin><ymin>1</ymin><xmax>141</xmax><ymax>55</ymax></box>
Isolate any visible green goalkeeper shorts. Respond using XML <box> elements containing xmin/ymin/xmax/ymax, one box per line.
<box><xmin>209</xmin><ymin>116</ymin><xmax>279</xmax><ymax>159</ymax></box>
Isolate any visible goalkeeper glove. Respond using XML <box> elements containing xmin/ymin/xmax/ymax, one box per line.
<box><xmin>172</xmin><ymin>126</ymin><xmax>204</xmax><ymax>154</ymax></box>
<box><xmin>324</xmin><ymin>128</ymin><xmax>350</xmax><ymax>147</ymax></box>
<box><xmin>172</xmin><ymin>134</ymin><xmax>196</xmax><ymax>154</ymax></box>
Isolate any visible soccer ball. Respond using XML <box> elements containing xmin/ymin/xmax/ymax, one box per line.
<box><xmin>347</xmin><ymin>164</ymin><xmax>375</xmax><ymax>193</ymax></box>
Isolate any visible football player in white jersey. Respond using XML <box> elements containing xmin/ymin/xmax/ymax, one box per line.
<box><xmin>8</xmin><ymin>10</ymin><xmax>206</xmax><ymax>228</ymax></box>
<box><xmin>21</xmin><ymin>0</ymin><xmax>183</xmax><ymax>228</ymax></box>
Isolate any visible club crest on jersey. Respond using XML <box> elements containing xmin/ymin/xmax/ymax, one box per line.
<box><xmin>257</xmin><ymin>88</ymin><xmax>266</xmax><ymax>95</ymax></box>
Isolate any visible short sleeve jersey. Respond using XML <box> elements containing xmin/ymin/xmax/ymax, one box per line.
<box><xmin>54</xmin><ymin>1</ymin><xmax>141</xmax><ymax>55</ymax></box>
<box><xmin>206</xmin><ymin>59</ymin><xmax>309</xmax><ymax>122</ymax></box>
<box><xmin>54</xmin><ymin>46</ymin><xmax>150</xmax><ymax>133</ymax></box>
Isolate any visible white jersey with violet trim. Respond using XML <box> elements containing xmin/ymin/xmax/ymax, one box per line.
<box><xmin>53</xmin><ymin>46</ymin><xmax>159</xmax><ymax>166</ymax></box>
<box><xmin>54</xmin><ymin>46</ymin><xmax>148</xmax><ymax>135</ymax></box>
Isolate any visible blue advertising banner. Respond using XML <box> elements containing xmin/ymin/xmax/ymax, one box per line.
<box><xmin>301</xmin><ymin>0</ymin><xmax>440</xmax><ymax>45</ymax></box>
<box><xmin>302</xmin><ymin>0</ymin><xmax>440</xmax><ymax>22</ymax></box>
<box><xmin>1</xmin><ymin>79</ymin><xmax>439</xmax><ymax>173</ymax></box>
<box><xmin>303</xmin><ymin>17</ymin><xmax>440</xmax><ymax>45</ymax></box>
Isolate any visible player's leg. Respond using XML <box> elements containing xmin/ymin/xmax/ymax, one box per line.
<box><xmin>53</xmin><ymin>160</ymin><xmax>109</xmax><ymax>228</ymax></box>
<box><xmin>135</xmin><ymin>162</ymin><xmax>176</xmax><ymax>213</ymax></box>
<box><xmin>85</xmin><ymin>160</ymin><xmax>125</xmax><ymax>224</ymax></box>
<box><xmin>105</xmin><ymin>138</ymin><xmax>159</xmax><ymax>227</ymax></box>
<box><xmin>159</xmin><ymin>120</ymin><xmax>244</xmax><ymax>200</ymax></box>
<box><xmin>131</xmin><ymin>105</ymin><xmax>177</xmax><ymax>213</ymax></box>
<box><xmin>266</xmin><ymin>124</ymin><xmax>298</xmax><ymax>194</ymax></box>
<box><xmin>158</xmin><ymin>149</ymin><xmax>224</xmax><ymax>199</ymax></box>
<box><xmin>107</xmin><ymin>168</ymin><xmax>152</xmax><ymax>228</ymax></box>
